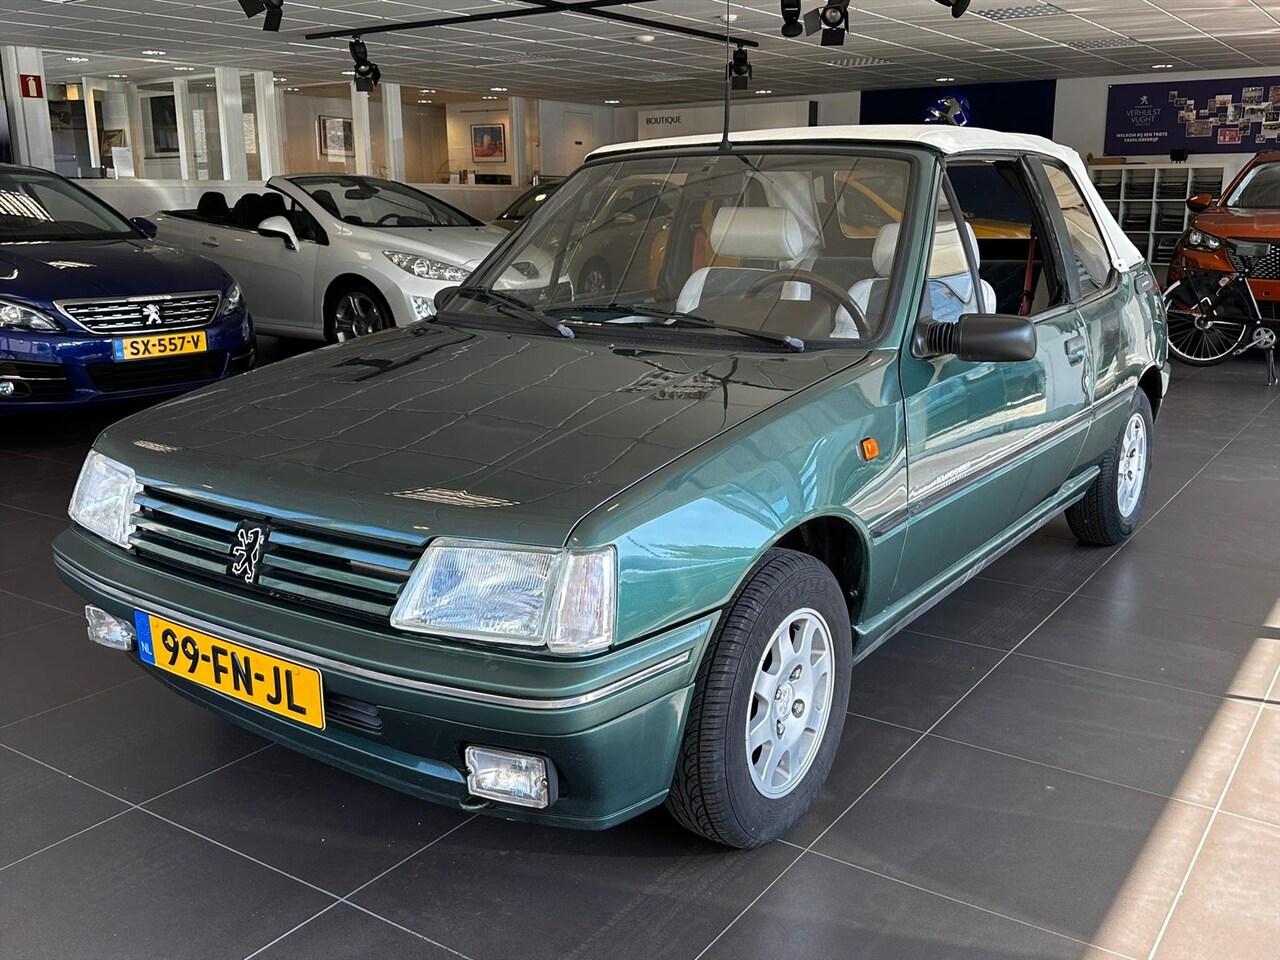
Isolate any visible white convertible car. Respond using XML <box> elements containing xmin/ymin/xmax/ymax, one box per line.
<box><xmin>152</xmin><ymin>175</ymin><xmax>512</xmax><ymax>340</ymax></box>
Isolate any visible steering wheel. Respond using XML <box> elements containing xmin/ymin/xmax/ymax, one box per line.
<box><xmin>375</xmin><ymin>213</ymin><xmax>405</xmax><ymax>226</ymax></box>
<box><xmin>743</xmin><ymin>268</ymin><xmax>870</xmax><ymax>338</ymax></box>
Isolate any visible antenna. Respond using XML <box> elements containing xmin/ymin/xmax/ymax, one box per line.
<box><xmin>719</xmin><ymin>0</ymin><xmax>733</xmax><ymax>151</ymax></box>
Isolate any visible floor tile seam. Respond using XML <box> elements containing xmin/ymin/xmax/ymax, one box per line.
<box><xmin>782</xmin><ymin>842</ymin><xmax>1140</xmax><ymax>960</ymax></box>
<box><xmin>0</xmin><ymin>808</ymin><xmax>134</xmax><ymax>874</ymax></box>
<box><xmin>338</xmin><ymin>813</ymin><xmax>479</xmax><ymax>902</ymax></box>
<box><xmin>0</xmin><ymin>588</ymin><xmax>77</xmax><ymax>618</ymax></box>
<box><xmin>0</xmin><ymin>675</ymin><xmax>147</xmax><ymax>731</ymax></box>
<box><xmin>971</xmin><ymin>573</ymin><xmax>1074</xmax><ymax>594</ymax></box>
<box><xmin>342</xmin><ymin>901</ymin><xmax>480</xmax><ymax>960</ymax></box>
<box><xmin>1120</xmin><ymin>539</ymin><xmax>1280</xmax><ymax>575</ymax></box>
<box><xmin>690</xmin><ymin>850</ymin><xmax>807</xmax><ymax>960</ymax></box>
<box><xmin>139</xmin><ymin>743</ymin><xmax>276</xmax><ymax>807</ymax></box>
<box><xmin>911</xmin><ymin>628</ymin><xmax>1271</xmax><ymax>705</ymax></box>
<box><xmin>241</xmin><ymin>901</ymin><xmax>344</xmax><ymax>960</ymax></box>
<box><xmin>1144</xmin><ymin>662</ymin><xmax>1280</xmax><ymax>960</ymax></box>
<box><xmin>0</xmin><ymin>741</ymin><xmax>138</xmax><ymax>808</ymax></box>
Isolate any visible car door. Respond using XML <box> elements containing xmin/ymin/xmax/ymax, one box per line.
<box><xmin>208</xmin><ymin>193</ymin><xmax>321</xmax><ymax>334</ymax></box>
<box><xmin>891</xmin><ymin>159</ymin><xmax>1093</xmax><ymax>601</ymax></box>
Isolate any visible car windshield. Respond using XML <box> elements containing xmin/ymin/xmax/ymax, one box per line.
<box><xmin>502</xmin><ymin>183</ymin><xmax>560</xmax><ymax>221</ymax></box>
<box><xmin>290</xmin><ymin>176</ymin><xmax>483</xmax><ymax>228</ymax></box>
<box><xmin>456</xmin><ymin>150</ymin><xmax>915</xmax><ymax>346</ymax></box>
<box><xmin>0</xmin><ymin>169</ymin><xmax>136</xmax><ymax>243</ymax></box>
<box><xmin>1225</xmin><ymin>161</ymin><xmax>1280</xmax><ymax>209</ymax></box>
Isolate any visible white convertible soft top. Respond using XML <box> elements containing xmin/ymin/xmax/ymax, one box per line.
<box><xmin>588</xmin><ymin>125</ymin><xmax>1144</xmax><ymax>271</ymax></box>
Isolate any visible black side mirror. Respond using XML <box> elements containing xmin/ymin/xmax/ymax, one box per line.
<box><xmin>434</xmin><ymin>286</ymin><xmax>460</xmax><ymax>312</ymax></box>
<box><xmin>915</xmin><ymin>313</ymin><xmax>1037</xmax><ymax>363</ymax></box>
<box><xmin>130</xmin><ymin>216</ymin><xmax>158</xmax><ymax>238</ymax></box>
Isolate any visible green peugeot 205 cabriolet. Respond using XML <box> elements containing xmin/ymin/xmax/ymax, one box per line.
<box><xmin>55</xmin><ymin>126</ymin><xmax>1169</xmax><ymax>848</ymax></box>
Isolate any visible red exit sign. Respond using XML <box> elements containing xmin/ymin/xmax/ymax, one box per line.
<box><xmin>19</xmin><ymin>74</ymin><xmax>44</xmax><ymax>99</ymax></box>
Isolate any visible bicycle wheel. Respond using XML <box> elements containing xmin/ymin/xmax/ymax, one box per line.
<box><xmin>1163</xmin><ymin>281</ymin><xmax>1249</xmax><ymax>366</ymax></box>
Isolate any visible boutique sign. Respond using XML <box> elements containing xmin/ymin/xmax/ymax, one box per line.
<box><xmin>1104</xmin><ymin>75</ymin><xmax>1280</xmax><ymax>155</ymax></box>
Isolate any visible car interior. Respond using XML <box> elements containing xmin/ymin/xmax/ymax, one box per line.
<box><xmin>178</xmin><ymin>189</ymin><xmax>325</xmax><ymax>242</ymax></box>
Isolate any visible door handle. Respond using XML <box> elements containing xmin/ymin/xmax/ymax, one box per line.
<box><xmin>1065</xmin><ymin>335</ymin><xmax>1087</xmax><ymax>365</ymax></box>
<box><xmin>201</xmin><ymin>237</ymin><xmax>220</xmax><ymax>248</ymax></box>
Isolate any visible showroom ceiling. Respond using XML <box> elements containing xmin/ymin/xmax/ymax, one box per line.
<box><xmin>8</xmin><ymin>0</ymin><xmax>1280</xmax><ymax>105</ymax></box>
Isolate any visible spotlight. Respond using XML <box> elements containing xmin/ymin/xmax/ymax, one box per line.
<box><xmin>804</xmin><ymin>1</ymin><xmax>849</xmax><ymax>47</ymax></box>
<box><xmin>933</xmin><ymin>0</ymin><xmax>970</xmax><ymax>18</ymax></box>
<box><xmin>728</xmin><ymin>45</ymin><xmax>752</xmax><ymax>91</ymax></box>
<box><xmin>779</xmin><ymin>0</ymin><xmax>803</xmax><ymax>38</ymax></box>
<box><xmin>238</xmin><ymin>0</ymin><xmax>284</xmax><ymax>32</ymax></box>
<box><xmin>349</xmin><ymin>38</ymin><xmax>381</xmax><ymax>91</ymax></box>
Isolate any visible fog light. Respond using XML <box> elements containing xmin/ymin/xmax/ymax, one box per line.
<box><xmin>0</xmin><ymin>382</ymin><xmax>15</xmax><ymax>398</ymax></box>
<box><xmin>464</xmin><ymin>745</ymin><xmax>556</xmax><ymax>809</ymax></box>
<box><xmin>85</xmin><ymin>605</ymin><xmax>134</xmax><ymax>650</ymax></box>
<box><xmin>411</xmin><ymin>296</ymin><xmax>434</xmax><ymax>320</ymax></box>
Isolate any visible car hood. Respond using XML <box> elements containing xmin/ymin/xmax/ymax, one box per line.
<box><xmin>97</xmin><ymin>324</ymin><xmax>866</xmax><ymax>547</ymax></box>
<box><xmin>346</xmin><ymin>224</ymin><xmax>509</xmax><ymax>270</ymax></box>
<box><xmin>1193</xmin><ymin>207</ymin><xmax>1280</xmax><ymax>239</ymax></box>
<box><xmin>0</xmin><ymin>239</ymin><xmax>228</xmax><ymax>306</ymax></box>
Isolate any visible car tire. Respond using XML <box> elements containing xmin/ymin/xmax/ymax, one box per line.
<box><xmin>1067</xmin><ymin>390</ymin><xmax>1154</xmax><ymax>546</ymax></box>
<box><xmin>578</xmin><ymin>259</ymin><xmax>612</xmax><ymax>298</ymax></box>
<box><xmin>325</xmin><ymin>283</ymin><xmax>393</xmax><ymax>343</ymax></box>
<box><xmin>666</xmin><ymin>548</ymin><xmax>852</xmax><ymax>849</ymax></box>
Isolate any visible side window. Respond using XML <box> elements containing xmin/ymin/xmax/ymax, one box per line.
<box><xmin>927</xmin><ymin>190</ymin><xmax>983</xmax><ymax>323</ymax></box>
<box><xmin>1040</xmin><ymin>163</ymin><xmax>1112</xmax><ymax>296</ymax></box>
<box><xmin>946</xmin><ymin>160</ymin><xmax>1066</xmax><ymax>317</ymax></box>
<box><xmin>286</xmin><ymin>199</ymin><xmax>323</xmax><ymax>244</ymax></box>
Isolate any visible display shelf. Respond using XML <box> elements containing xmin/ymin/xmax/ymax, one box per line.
<box><xmin>1090</xmin><ymin>162</ymin><xmax>1228</xmax><ymax>266</ymax></box>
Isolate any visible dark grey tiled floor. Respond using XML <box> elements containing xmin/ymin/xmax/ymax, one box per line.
<box><xmin>1</xmin><ymin>348</ymin><xmax>1277</xmax><ymax>960</ymax></box>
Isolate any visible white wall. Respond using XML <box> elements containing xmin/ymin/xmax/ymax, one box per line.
<box><xmin>1054</xmin><ymin>67</ymin><xmax>1277</xmax><ymax>180</ymax></box>
<box><xmin>613</xmin><ymin>92</ymin><xmax>860</xmax><ymax>146</ymax></box>
<box><xmin>539</xmin><ymin>99</ymin><xmax>614</xmax><ymax>176</ymax></box>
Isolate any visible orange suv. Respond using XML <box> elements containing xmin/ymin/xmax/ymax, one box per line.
<box><xmin>1169</xmin><ymin>152</ymin><xmax>1280</xmax><ymax>320</ymax></box>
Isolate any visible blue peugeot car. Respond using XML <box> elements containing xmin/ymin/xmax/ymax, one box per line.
<box><xmin>1</xmin><ymin>164</ymin><xmax>255</xmax><ymax>410</ymax></box>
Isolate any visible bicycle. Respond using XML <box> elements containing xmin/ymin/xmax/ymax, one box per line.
<box><xmin>1163</xmin><ymin>237</ymin><xmax>1279</xmax><ymax>385</ymax></box>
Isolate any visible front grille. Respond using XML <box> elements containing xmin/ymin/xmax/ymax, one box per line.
<box><xmin>87</xmin><ymin>353</ymin><xmax>226</xmax><ymax>393</ymax></box>
<box><xmin>130</xmin><ymin>486</ymin><xmax>421</xmax><ymax>621</ymax></box>
<box><xmin>58</xmin><ymin>291</ymin><xmax>222</xmax><ymax>335</ymax></box>
<box><xmin>0</xmin><ymin>360</ymin><xmax>73</xmax><ymax>399</ymax></box>
<box><xmin>1227</xmin><ymin>241</ymin><xmax>1280</xmax><ymax>281</ymax></box>
<box><xmin>325</xmin><ymin>693</ymin><xmax>384</xmax><ymax>734</ymax></box>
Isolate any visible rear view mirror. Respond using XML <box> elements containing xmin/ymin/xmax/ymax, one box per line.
<box><xmin>257</xmin><ymin>215</ymin><xmax>299</xmax><ymax>251</ymax></box>
<box><xmin>1187</xmin><ymin>193</ymin><xmax>1214</xmax><ymax>213</ymax></box>
<box><xmin>915</xmin><ymin>313</ymin><xmax>1037</xmax><ymax>363</ymax></box>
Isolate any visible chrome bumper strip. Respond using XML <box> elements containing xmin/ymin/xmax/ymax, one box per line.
<box><xmin>56</xmin><ymin>558</ymin><xmax>692</xmax><ymax>712</ymax></box>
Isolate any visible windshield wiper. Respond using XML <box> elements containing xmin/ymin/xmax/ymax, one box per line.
<box><xmin>562</xmin><ymin>302</ymin><xmax>805</xmax><ymax>352</ymax></box>
<box><xmin>451</xmin><ymin>287</ymin><xmax>575</xmax><ymax>339</ymax></box>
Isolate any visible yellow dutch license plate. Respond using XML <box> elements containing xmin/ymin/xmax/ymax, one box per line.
<box><xmin>112</xmin><ymin>331</ymin><xmax>208</xmax><ymax>362</ymax></box>
<box><xmin>134</xmin><ymin>612</ymin><xmax>325</xmax><ymax>729</ymax></box>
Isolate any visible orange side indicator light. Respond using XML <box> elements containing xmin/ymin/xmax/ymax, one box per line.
<box><xmin>860</xmin><ymin>437</ymin><xmax>879</xmax><ymax>460</ymax></box>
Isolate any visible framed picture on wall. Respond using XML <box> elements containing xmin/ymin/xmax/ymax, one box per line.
<box><xmin>317</xmin><ymin>115</ymin><xmax>354</xmax><ymax>159</ymax></box>
<box><xmin>471</xmin><ymin>123</ymin><xmax>506</xmax><ymax>163</ymax></box>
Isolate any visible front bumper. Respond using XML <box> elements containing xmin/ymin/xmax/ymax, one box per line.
<box><xmin>53</xmin><ymin>528</ymin><xmax>714</xmax><ymax>830</ymax></box>
<box><xmin>0</xmin><ymin>310</ymin><xmax>256</xmax><ymax>411</ymax></box>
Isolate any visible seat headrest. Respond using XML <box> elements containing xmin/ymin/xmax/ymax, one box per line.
<box><xmin>262</xmin><ymin>192</ymin><xmax>287</xmax><ymax>219</ymax></box>
<box><xmin>196</xmin><ymin>191</ymin><xmax>229</xmax><ymax>219</ymax></box>
<box><xmin>928</xmin><ymin>221</ymin><xmax>970</xmax><ymax>278</ymax></box>
<box><xmin>709</xmin><ymin>207</ymin><xmax>806</xmax><ymax>261</ymax></box>
<box><xmin>962</xmin><ymin>223</ymin><xmax>980</xmax><ymax>270</ymax></box>
<box><xmin>871</xmin><ymin>223</ymin><xmax>900</xmax><ymax>278</ymax></box>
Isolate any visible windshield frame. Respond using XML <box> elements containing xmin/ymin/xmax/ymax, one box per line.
<box><xmin>1224</xmin><ymin>159</ymin><xmax>1280</xmax><ymax>210</ymax></box>
<box><xmin>0</xmin><ymin>167</ymin><xmax>142</xmax><ymax>244</ymax></box>
<box><xmin>454</xmin><ymin>143</ymin><xmax>933</xmax><ymax>352</ymax></box>
<box><xmin>286</xmin><ymin>174</ymin><xmax>485</xmax><ymax>228</ymax></box>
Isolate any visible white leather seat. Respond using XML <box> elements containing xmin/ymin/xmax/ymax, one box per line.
<box><xmin>844</xmin><ymin>221</ymin><xmax>996</xmax><ymax>330</ymax></box>
<box><xmin>676</xmin><ymin>207</ymin><xmax>810</xmax><ymax>313</ymax></box>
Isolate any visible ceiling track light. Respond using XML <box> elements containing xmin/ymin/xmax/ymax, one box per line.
<box><xmin>934</xmin><ymin>0</ymin><xmax>971</xmax><ymax>17</ymax></box>
<box><xmin>239</xmin><ymin>0</ymin><xmax>284</xmax><ymax>32</ymax></box>
<box><xmin>349</xmin><ymin>37</ymin><xmax>381</xmax><ymax>91</ymax></box>
<box><xmin>728</xmin><ymin>44</ymin><xmax>753</xmax><ymax>91</ymax></box>
<box><xmin>803</xmin><ymin>1</ymin><xmax>850</xmax><ymax>47</ymax></box>
<box><xmin>779</xmin><ymin>0</ymin><xmax>803</xmax><ymax>38</ymax></box>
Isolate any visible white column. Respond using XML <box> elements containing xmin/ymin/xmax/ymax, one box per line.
<box><xmin>215</xmin><ymin>66</ymin><xmax>247</xmax><ymax>181</ymax></box>
<box><xmin>508</xmin><ymin>96</ymin><xmax>528</xmax><ymax>187</ymax></box>
<box><xmin>0</xmin><ymin>46</ymin><xmax>54</xmax><ymax>169</ymax></box>
<box><xmin>173</xmin><ymin>78</ymin><xmax>197</xmax><ymax>180</ymax></box>
<box><xmin>125</xmin><ymin>82</ymin><xmax>146</xmax><ymax>178</ymax></box>
<box><xmin>82</xmin><ymin>79</ymin><xmax>101</xmax><ymax>170</ymax></box>
<box><xmin>381</xmin><ymin>82</ymin><xmax>404</xmax><ymax>182</ymax></box>
<box><xmin>253</xmin><ymin>69</ymin><xmax>283</xmax><ymax>179</ymax></box>
<box><xmin>350</xmin><ymin>83</ymin><xmax>372</xmax><ymax>176</ymax></box>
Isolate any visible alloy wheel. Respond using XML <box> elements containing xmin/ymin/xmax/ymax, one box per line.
<box><xmin>334</xmin><ymin>291</ymin><xmax>387</xmax><ymax>340</ymax></box>
<box><xmin>745</xmin><ymin>607</ymin><xmax>835</xmax><ymax>799</ymax></box>
<box><xmin>1116</xmin><ymin>412</ymin><xmax>1148</xmax><ymax>518</ymax></box>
